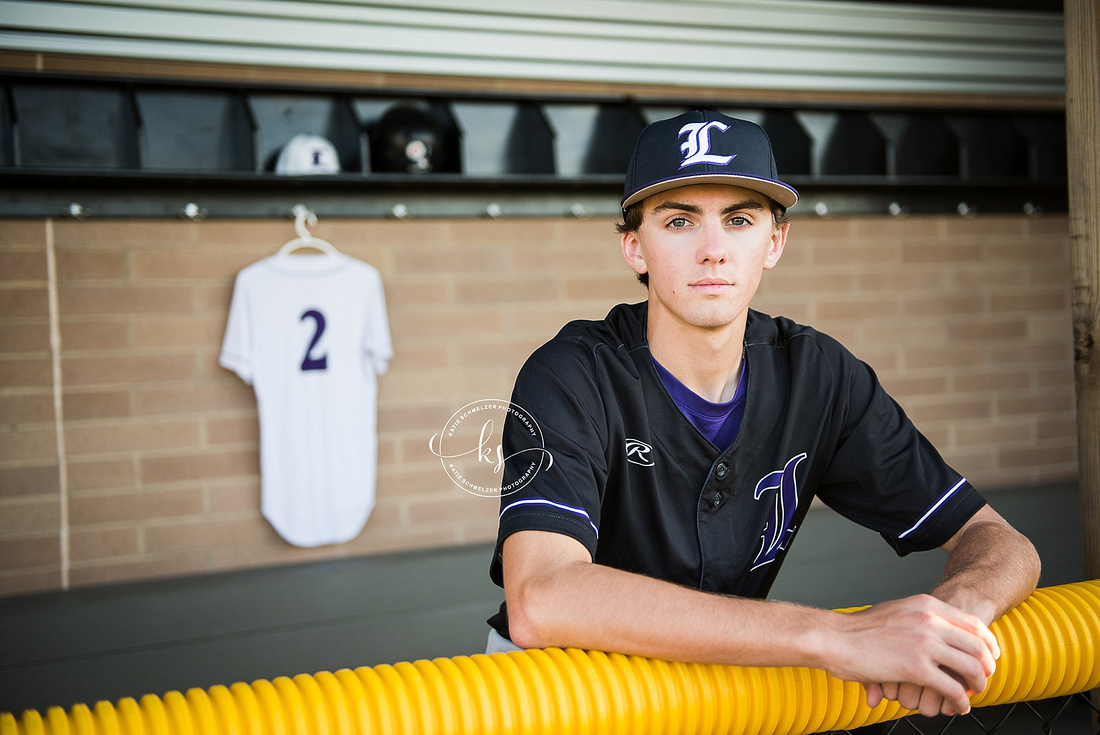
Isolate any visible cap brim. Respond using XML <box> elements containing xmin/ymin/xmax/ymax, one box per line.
<box><xmin>622</xmin><ymin>173</ymin><xmax>799</xmax><ymax>210</ymax></box>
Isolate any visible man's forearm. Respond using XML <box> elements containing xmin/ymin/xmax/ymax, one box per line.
<box><xmin>508</xmin><ymin>552</ymin><xmax>831</xmax><ymax>668</ymax></box>
<box><xmin>503</xmin><ymin>529</ymin><xmax>998</xmax><ymax>717</ymax></box>
<box><xmin>932</xmin><ymin>507</ymin><xmax>1041</xmax><ymax>625</ymax></box>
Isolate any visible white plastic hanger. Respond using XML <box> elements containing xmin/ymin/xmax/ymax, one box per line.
<box><xmin>276</xmin><ymin>204</ymin><xmax>339</xmax><ymax>256</ymax></box>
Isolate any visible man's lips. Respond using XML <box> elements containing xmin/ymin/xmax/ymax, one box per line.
<box><xmin>690</xmin><ymin>278</ymin><xmax>733</xmax><ymax>291</ymax></box>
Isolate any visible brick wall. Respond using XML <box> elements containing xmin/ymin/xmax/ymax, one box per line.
<box><xmin>0</xmin><ymin>211</ymin><xmax>1077</xmax><ymax>595</ymax></box>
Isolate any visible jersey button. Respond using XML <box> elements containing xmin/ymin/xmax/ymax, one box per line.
<box><xmin>713</xmin><ymin>492</ymin><xmax>722</xmax><ymax>506</ymax></box>
<box><xmin>715</xmin><ymin>462</ymin><xmax>728</xmax><ymax>479</ymax></box>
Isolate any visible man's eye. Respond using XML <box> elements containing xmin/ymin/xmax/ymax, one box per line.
<box><xmin>668</xmin><ymin>217</ymin><xmax>690</xmax><ymax>228</ymax></box>
<box><xmin>729</xmin><ymin>216</ymin><xmax>749</xmax><ymax>226</ymax></box>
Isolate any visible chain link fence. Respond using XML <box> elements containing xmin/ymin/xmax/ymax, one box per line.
<box><xmin>841</xmin><ymin>692</ymin><xmax>1099</xmax><ymax>735</ymax></box>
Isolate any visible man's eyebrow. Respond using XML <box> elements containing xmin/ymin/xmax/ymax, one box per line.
<box><xmin>723</xmin><ymin>200</ymin><xmax>767</xmax><ymax>214</ymax></box>
<box><xmin>651</xmin><ymin>201</ymin><xmax>701</xmax><ymax>214</ymax></box>
<box><xmin>650</xmin><ymin>199</ymin><xmax>766</xmax><ymax>215</ymax></box>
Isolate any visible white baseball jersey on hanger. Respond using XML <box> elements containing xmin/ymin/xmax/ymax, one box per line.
<box><xmin>220</xmin><ymin>251</ymin><xmax>392</xmax><ymax>547</ymax></box>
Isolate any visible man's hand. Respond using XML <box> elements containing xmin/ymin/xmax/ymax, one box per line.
<box><xmin>824</xmin><ymin>594</ymin><xmax>999</xmax><ymax>717</ymax></box>
<box><xmin>854</xmin><ymin>505</ymin><xmax>1039</xmax><ymax>717</ymax></box>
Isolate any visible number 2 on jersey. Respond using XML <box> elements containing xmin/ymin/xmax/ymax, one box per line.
<box><xmin>300</xmin><ymin>309</ymin><xmax>329</xmax><ymax>371</ymax></box>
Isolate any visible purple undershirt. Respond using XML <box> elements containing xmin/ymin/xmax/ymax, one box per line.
<box><xmin>652</xmin><ymin>357</ymin><xmax>748</xmax><ymax>450</ymax></box>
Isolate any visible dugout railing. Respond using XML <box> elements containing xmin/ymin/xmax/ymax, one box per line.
<box><xmin>2</xmin><ymin>580</ymin><xmax>1097</xmax><ymax>735</ymax></box>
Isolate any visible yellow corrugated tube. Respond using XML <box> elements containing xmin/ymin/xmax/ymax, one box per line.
<box><xmin>2</xmin><ymin>579</ymin><xmax>1097</xmax><ymax>735</ymax></box>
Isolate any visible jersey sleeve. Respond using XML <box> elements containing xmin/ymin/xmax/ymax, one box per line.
<box><xmin>360</xmin><ymin>266</ymin><xmax>393</xmax><ymax>376</ymax></box>
<box><xmin>489</xmin><ymin>341</ymin><xmax>609</xmax><ymax>587</ymax></box>
<box><xmin>219</xmin><ymin>269</ymin><xmax>254</xmax><ymax>384</ymax></box>
<box><xmin>814</xmin><ymin>338</ymin><xmax>986</xmax><ymax>555</ymax></box>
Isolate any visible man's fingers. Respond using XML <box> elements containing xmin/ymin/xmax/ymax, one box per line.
<box><xmin>865</xmin><ymin>682</ymin><xmax>885</xmax><ymax>708</ymax></box>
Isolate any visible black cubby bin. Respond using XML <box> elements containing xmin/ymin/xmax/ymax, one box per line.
<box><xmin>819</xmin><ymin>111</ymin><xmax>888</xmax><ymax>177</ymax></box>
<box><xmin>541</xmin><ymin>102</ymin><xmax>644</xmax><ymax>177</ymax></box>
<box><xmin>1011</xmin><ymin>113</ymin><xmax>1068</xmax><ymax>181</ymax></box>
<box><xmin>944</xmin><ymin>113</ymin><xmax>1030</xmax><ymax>179</ymax></box>
<box><xmin>450</xmin><ymin>100</ymin><xmax>554</xmax><ymax>176</ymax></box>
<box><xmin>247</xmin><ymin>92</ymin><xmax>362</xmax><ymax>174</ymax></box>
<box><xmin>0</xmin><ymin>72</ymin><xmax>1069</xmax><ymax>218</ymax></box>
<box><xmin>9</xmin><ymin>83</ymin><xmax>140</xmax><ymax>170</ymax></box>
<box><xmin>872</xmin><ymin>112</ymin><xmax>959</xmax><ymax>178</ymax></box>
<box><xmin>136</xmin><ymin>89</ymin><xmax>254</xmax><ymax>173</ymax></box>
<box><xmin>351</xmin><ymin>98</ymin><xmax>462</xmax><ymax>175</ymax></box>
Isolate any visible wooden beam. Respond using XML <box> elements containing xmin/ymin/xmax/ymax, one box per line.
<box><xmin>1064</xmin><ymin>0</ymin><xmax>1100</xmax><ymax>588</ymax></box>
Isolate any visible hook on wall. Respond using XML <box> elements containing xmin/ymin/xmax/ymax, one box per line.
<box><xmin>291</xmin><ymin>204</ymin><xmax>318</xmax><ymax>240</ymax></box>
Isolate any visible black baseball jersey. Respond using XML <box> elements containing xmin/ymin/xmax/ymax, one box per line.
<box><xmin>488</xmin><ymin>302</ymin><xmax>985</xmax><ymax>639</ymax></box>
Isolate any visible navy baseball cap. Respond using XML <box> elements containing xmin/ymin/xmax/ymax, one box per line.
<box><xmin>621</xmin><ymin>110</ymin><xmax>799</xmax><ymax>211</ymax></box>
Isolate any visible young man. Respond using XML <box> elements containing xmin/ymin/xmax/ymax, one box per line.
<box><xmin>487</xmin><ymin>110</ymin><xmax>1040</xmax><ymax>718</ymax></box>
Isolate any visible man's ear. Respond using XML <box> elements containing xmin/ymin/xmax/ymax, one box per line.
<box><xmin>621</xmin><ymin>230</ymin><xmax>648</xmax><ymax>277</ymax></box>
<box><xmin>764</xmin><ymin>222</ymin><xmax>790</xmax><ymax>270</ymax></box>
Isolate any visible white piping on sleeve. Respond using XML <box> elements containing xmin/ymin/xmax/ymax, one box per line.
<box><xmin>500</xmin><ymin>497</ymin><xmax>599</xmax><ymax>538</ymax></box>
<box><xmin>897</xmin><ymin>478</ymin><xmax>968</xmax><ymax>540</ymax></box>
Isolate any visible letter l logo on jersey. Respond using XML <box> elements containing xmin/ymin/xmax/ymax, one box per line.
<box><xmin>678</xmin><ymin>121</ymin><xmax>736</xmax><ymax>168</ymax></box>
<box><xmin>750</xmin><ymin>453</ymin><xmax>807</xmax><ymax>570</ymax></box>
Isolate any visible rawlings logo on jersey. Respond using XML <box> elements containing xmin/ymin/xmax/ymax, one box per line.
<box><xmin>679</xmin><ymin>121</ymin><xmax>736</xmax><ymax>169</ymax></box>
<box><xmin>625</xmin><ymin>439</ymin><xmax>655</xmax><ymax>467</ymax></box>
<box><xmin>750</xmin><ymin>453</ymin><xmax>807</xmax><ymax>570</ymax></box>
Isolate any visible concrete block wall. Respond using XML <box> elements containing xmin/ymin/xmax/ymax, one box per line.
<box><xmin>0</xmin><ymin>211</ymin><xmax>1078</xmax><ymax>595</ymax></box>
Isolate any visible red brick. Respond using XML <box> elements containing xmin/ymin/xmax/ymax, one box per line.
<box><xmin>384</xmin><ymin>277</ymin><xmax>453</xmax><ymax>307</ymax></box>
<box><xmin>59</xmin><ymin>319</ymin><xmax>129</xmax><ymax>350</ymax></box>
<box><xmin>386</xmin><ymin>342</ymin><xmax>450</xmax><ymax>372</ymax></box>
<box><xmin>62</xmin><ymin>390</ymin><xmax>131</xmax><ymax>420</ymax></box>
<box><xmin>0</xmin><ymin>220</ymin><xmax>46</xmax><ymax>247</ymax></box>
<box><xmin>132</xmin><ymin>383</ymin><xmax>254</xmax><ymax>416</ymax></box>
<box><xmin>67</xmin><ymin>553</ymin><xmax>208</xmax><ymax>588</ymax></box>
<box><xmin>208</xmin><ymin>478</ymin><xmax>260</xmax><ymax>513</ymax></box>
<box><xmin>69</xmin><ymin>486</ymin><xmax>205</xmax><ymax>525</ymax></box>
<box><xmin>902</xmin><ymin>243</ymin><xmax>982</xmax><ymax>264</ymax></box>
<box><xmin>903</xmin><ymin>295</ymin><xmax>984</xmax><ymax>317</ymax></box>
<box><xmin>65</xmin><ymin>419</ymin><xmax>202</xmax><ymax>455</ymax></box>
<box><xmin>0</xmin><ymin>251</ymin><xmax>47</xmax><ymax>281</ymax></box>
<box><xmin>389</xmin><ymin>307</ymin><xmax>505</xmax><ymax>338</ymax></box>
<box><xmin>945</xmin><ymin>320</ymin><xmax>1027</xmax><ymax>342</ymax></box>
<box><xmin>131</xmin><ymin>316</ymin><xmax>224</xmax><ymax>349</ymax></box>
<box><xmin>0</xmin><ymin>464</ymin><xmax>60</xmax><ymax>498</ymax></box>
<box><xmin>393</xmin><ymin>248</ymin><xmax>508</xmax><ymax>275</ymax></box>
<box><xmin>997</xmin><ymin>394</ymin><xmax>1075</xmax><ymax>417</ymax></box>
<box><xmin>55</xmin><ymin>250</ymin><xmax>127</xmax><ymax>280</ymax></box>
<box><xmin>144</xmin><ymin>516</ymin><xmax>275</xmax><ymax>553</ymax></box>
<box><xmin>0</xmin><ymin>357</ymin><xmax>53</xmax><ymax>388</ymax></box>
<box><xmin>952</xmin><ymin>370</ymin><xmax>1031</xmax><ymax>393</ymax></box>
<box><xmin>0</xmin><ymin>496</ymin><xmax>59</xmax><ymax>533</ymax></box>
<box><xmin>0</xmin><ymin>322</ymin><xmax>50</xmax><ymax>353</ymax></box>
<box><xmin>455</xmin><ymin>277</ymin><xmax>561</xmax><ymax>304</ymax></box>
<box><xmin>66</xmin><ymin>457</ymin><xmax>136</xmax><ymax>491</ymax></box>
<box><xmin>59</xmin><ymin>284</ymin><xmax>195</xmax><ymax>315</ymax></box>
<box><xmin>0</xmin><ymin>424</ymin><xmax>58</xmax><ymax>462</ymax></box>
<box><xmin>69</xmin><ymin>526</ymin><xmax>140</xmax><ymax>560</ymax></box>
<box><xmin>817</xmin><ymin>298</ymin><xmax>900</xmax><ymax>321</ymax></box>
<box><xmin>989</xmin><ymin>292</ymin><xmax>1068</xmax><ymax>314</ymax></box>
<box><xmin>130</xmin><ymin>250</ymin><xmax>258</xmax><ymax>280</ymax></box>
<box><xmin>858</xmin><ymin>269</ymin><xmax>945</xmax><ymax>292</ymax></box>
<box><xmin>205</xmin><ymin>415</ymin><xmax>259</xmax><ymax>445</ymax></box>
<box><xmin>140</xmin><ymin>447</ymin><xmax>258</xmax><ymax>484</ymax></box>
<box><xmin>0</xmin><ymin>287</ymin><xmax>48</xmax><ymax>318</ymax></box>
<box><xmin>0</xmin><ymin>534</ymin><xmax>59</xmax><ymax>570</ymax></box>
<box><xmin>998</xmin><ymin>444</ymin><xmax>1077</xmax><ymax>469</ymax></box>
<box><xmin>565</xmin><ymin>276</ymin><xmax>645</xmax><ymax>302</ymax></box>
<box><xmin>0</xmin><ymin>569</ymin><xmax>63</xmax><ymax>596</ymax></box>
<box><xmin>62</xmin><ymin>354</ymin><xmax>198</xmax><ymax>386</ymax></box>
<box><xmin>0</xmin><ymin>393</ymin><xmax>54</xmax><ymax>423</ymax></box>
<box><xmin>905</xmin><ymin>399</ymin><xmax>993</xmax><ymax>423</ymax></box>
